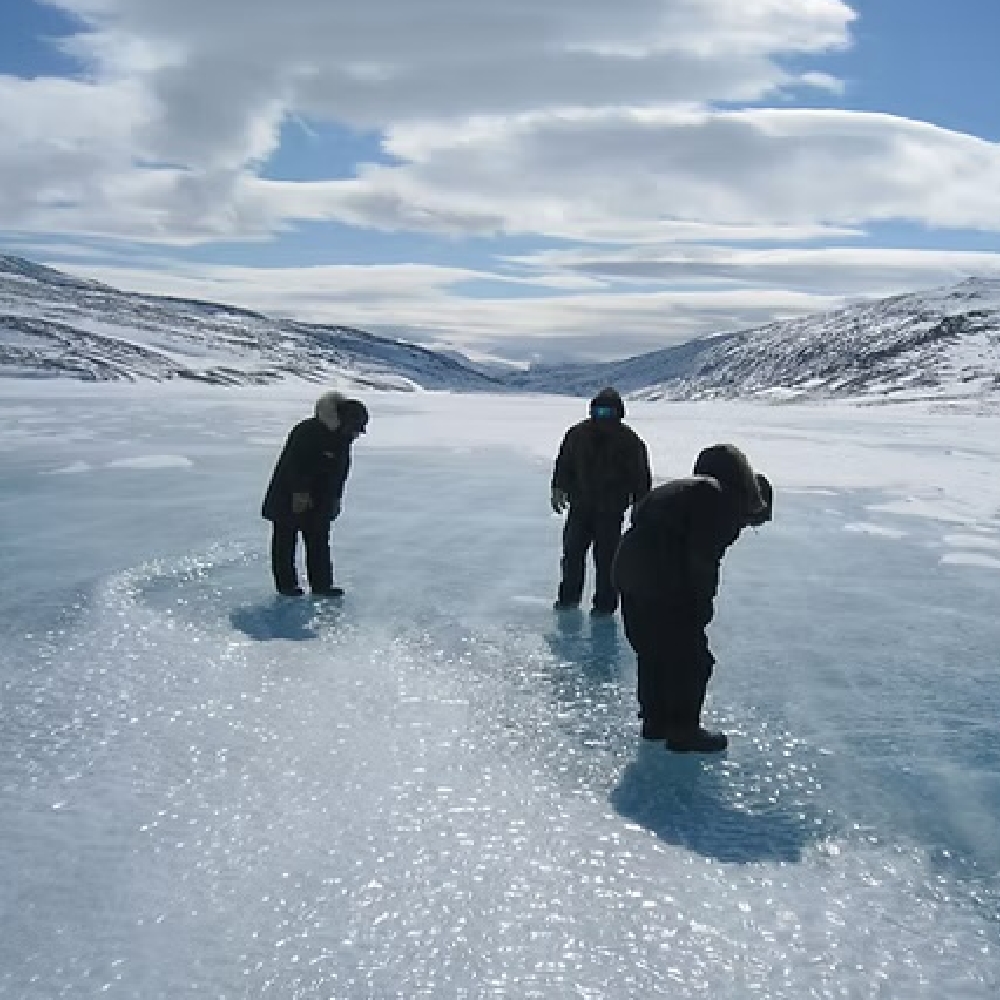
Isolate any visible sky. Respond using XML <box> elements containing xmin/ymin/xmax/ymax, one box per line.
<box><xmin>2</xmin><ymin>1</ymin><xmax>1000</xmax><ymax>362</ymax></box>
<box><xmin>2</xmin><ymin>381</ymin><xmax>1000</xmax><ymax>995</ymax></box>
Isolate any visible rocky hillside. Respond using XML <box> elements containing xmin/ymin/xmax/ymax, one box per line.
<box><xmin>512</xmin><ymin>279</ymin><xmax>1000</xmax><ymax>403</ymax></box>
<box><xmin>0</xmin><ymin>255</ymin><xmax>499</xmax><ymax>391</ymax></box>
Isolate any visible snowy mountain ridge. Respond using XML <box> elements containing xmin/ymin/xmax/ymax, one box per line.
<box><xmin>2</xmin><ymin>254</ymin><xmax>1000</xmax><ymax>402</ymax></box>
<box><xmin>0</xmin><ymin>255</ymin><xmax>499</xmax><ymax>391</ymax></box>
<box><xmin>512</xmin><ymin>277</ymin><xmax>1000</xmax><ymax>403</ymax></box>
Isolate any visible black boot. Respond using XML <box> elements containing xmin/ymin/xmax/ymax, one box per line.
<box><xmin>665</xmin><ymin>726</ymin><xmax>728</xmax><ymax>753</ymax></box>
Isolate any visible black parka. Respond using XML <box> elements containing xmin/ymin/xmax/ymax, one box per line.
<box><xmin>611</xmin><ymin>444</ymin><xmax>766</xmax><ymax>625</ymax></box>
<box><xmin>261</xmin><ymin>417</ymin><xmax>352</xmax><ymax>522</ymax></box>
<box><xmin>552</xmin><ymin>419</ymin><xmax>651</xmax><ymax>514</ymax></box>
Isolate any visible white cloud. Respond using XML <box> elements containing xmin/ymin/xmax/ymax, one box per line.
<box><xmin>0</xmin><ymin>72</ymin><xmax>282</xmax><ymax>243</ymax></box>
<box><xmin>12</xmin><ymin>83</ymin><xmax>1000</xmax><ymax>247</ymax></box>
<box><xmin>58</xmin><ymin>1</ymin><xmax>854</xmax><ymax>134</ymax></box>
<box><xmin>65</xmin><ymin>0</ymin><xmax>850</xmax><ymax>146</ymax></box>
<box><xmin>0</xmin><ymin>1</ymin><xmax>857</xmax><ymax>241</ymax></box>
<box><xmin>0</xmin><ymin>75</ymin><xmax>145</xmax><ymax>222</ymax></box>
<box><xmin>503</xmin><ymin>246</ymin><xmax>1000</xmax><ymax>295</ymax></box>
<box><xmin>6</xmin><ymin>4</ymin><xmax>998</xmax><ymax>245</ymax></box>
<box><xmin>798</xmin><ymin>71</ymin><xmax>846</xmax><ymax>95</ymax></box>
<box><xmin>263</xmin><ymin>109</ymin><xmax>1000</xmax><ymax>240</ymax></box>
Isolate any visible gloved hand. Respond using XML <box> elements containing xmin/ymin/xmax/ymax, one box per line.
<box><xmin>550</xmin><ymin>487</ymin><xmax>569</xmax><ymax>514</ymax></box>
<box><xmin>291</xmin><ymin>492</ymin><xmax>313</xmax><ymax>515</ymax></box>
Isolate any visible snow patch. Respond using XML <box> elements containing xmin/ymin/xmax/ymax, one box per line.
<box><xmin>941</xmin><ymin>551</ymin><xmax>1000</xmax><ymax>570</ymax></box>
<box><xmin>47</xmin><ymin>460</ymin><xmax>92</xmax><ymax>475</ymax></box>
<box><xmin>942</xmin><ymin>533</ymin><xmax>1000</xmax><ymax>551</ymax></box>
<box><xmin>106</xmin><ymin>454</ymin><xmax>194</xmax><ymax>470</ymax></box>
<box><xmin>843</xmin><ymin>522</ymin><xmax>906</xmax><ymax>539</ymax></box>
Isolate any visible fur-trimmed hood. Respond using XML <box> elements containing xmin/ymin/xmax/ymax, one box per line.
<box><xmin>314</xmin><ymin>390</ymin><xmax>349</xmax><ymax>431</ymax></box>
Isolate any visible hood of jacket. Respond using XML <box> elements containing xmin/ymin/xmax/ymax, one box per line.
<box><xmin>692</xmin><ymin>443</ymin><xmax>767</xmax><ymax>526</ymax></box>
<box><xmin>589</xmin><ymin>386</ymin><xmax>626</xmax><ymax>420</ymax></box>
<box><xmin>314</xmin><ymin>390</ymin><xmax>349</xmax><ymax>431</ymax></box>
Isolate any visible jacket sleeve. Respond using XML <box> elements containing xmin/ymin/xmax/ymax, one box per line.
<box><xmin>633</xmin><ymin>436</ymin><xmax>652</xmax><ymax>505</ymax></box>
<box><xmin>684</xmin><ymin>482</ymin><xmax>729</xmax><ymax>626</ymax></box>
<box><xmin>552</xmin><ymin>427</ymin><xmax>577</xmax><ymax>492</ymax></box>
<box><xmin>284</xmin><ymin>423</ymin><xmax>320</xmax><ymax>495</ymax></box>
<box><xmin>327</xmin><ymin>446</ymin><xmax>351</xmax><ymax>517</ymax></box>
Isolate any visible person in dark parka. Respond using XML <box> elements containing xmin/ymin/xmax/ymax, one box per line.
<box><xmin>612</xmin><ymin>443</ymin><xmax>772</xmax><ymax>752</ymax></box>
<box><xmin>551</xmin><ymin>387</ymin><xmax>652</xmax><ymax>615</ymax></box>
<box><xmin>262</xmin><ymin>391</ymin><xmax>369</xmax><ymax>596</ymax></box>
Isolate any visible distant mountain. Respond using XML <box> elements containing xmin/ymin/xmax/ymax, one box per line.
<box><xmin>0</xmin><ymin>255</ymin><xmax>499</xmax><ymax>391</ymax></box>
<box><xmin>511</xmin><ymin>279</ymin><xmax>1000</xmax><ymax>403</ymax></box>
<box><xmin>3</xmin><ymin>254</ymin><xmax>999</xmax><ymax>402</ymax></box>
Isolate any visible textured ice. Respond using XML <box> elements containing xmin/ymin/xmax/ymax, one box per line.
<box><xmin>106</xmin><ymin>454</ymin><xmax>194</xmax><ymax>470</ymax></box>
<box><xmin>1</xmin><ymin>385</ymin><xmax>999</xmax><ymax>998</ymax></box>
<box><xmin>843</xmin><ymin>522</ymin><xmax>907</xmax><ymax>539</ymax></box>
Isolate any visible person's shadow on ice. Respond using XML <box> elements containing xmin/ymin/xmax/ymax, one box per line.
<box><xmin>610</xmin><ymin>742</ymin><xmax>818</xmax><ymax>864</ymax></box>
<box><xmin>230</xmin><ymin>597</ymin><xmax>333</xmax><ymax>641</ymax></box>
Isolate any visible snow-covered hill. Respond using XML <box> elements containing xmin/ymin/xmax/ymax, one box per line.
<box><xmin>0</xmin><ymin>255</ymin><xmax>499</xmax><ymax>391</ymax></box>
<box><xmin>512</xmin><ymin>279</ymin><xmax>1000</xmax><ymax>403</ymax></box>
<box><xmin>3</xmin><ymin>254</ymin><xmax>999</xmax><ymax>401</ymax></box>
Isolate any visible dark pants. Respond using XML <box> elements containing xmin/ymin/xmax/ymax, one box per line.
<box><xmin>558</xmin><ymin>505</ymin><xmax>625</xmax><ymax>612</ymax></box>
<box><xmin>620</xmin><ymin>593</ymin><xmax>715</xmax><ymax>731</ymax></box>
<box><xmin>270</xmin><ymin>516</ymin><xmax>333</xmax><ymax>593</ymax></box>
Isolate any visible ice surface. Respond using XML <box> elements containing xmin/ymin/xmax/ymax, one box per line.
<box><xmin>1</xmin><ymin>383</ymin><xmax>999</xmax><ymax>998</ymax></box>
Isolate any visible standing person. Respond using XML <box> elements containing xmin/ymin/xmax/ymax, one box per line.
<box><xmin>612</xmin><ymin>443</ymin><xmax>772</xmax><ymax>752</ymax></box>
<box><xmin>551</xmin><ymin>387</ymin><xmax>652</xmax><ymax>616</ymax></box>
<box><xmin>261</xmin><ymin>391</ymin><xmax>369</xmax><ymax>597</ymax></box>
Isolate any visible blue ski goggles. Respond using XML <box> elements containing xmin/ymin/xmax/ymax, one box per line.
<box><xmin>590</xmin><ymin>403</ymin><xmax>619</xmax><ymax>420</ymax></box>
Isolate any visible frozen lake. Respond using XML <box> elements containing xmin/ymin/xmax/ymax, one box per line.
<box><xmin>1</xmin><ymin>383</ymin><xmax>999</xmax><ymax>997</ymax></box>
